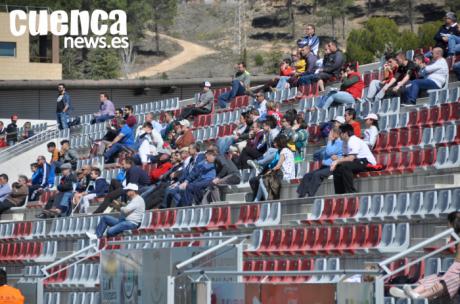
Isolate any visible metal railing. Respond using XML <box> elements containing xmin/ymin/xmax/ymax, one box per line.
<box><xmin>0</xmin><ymin>125</ymin><xmax>67</xmax><ymax>164</ymax></box>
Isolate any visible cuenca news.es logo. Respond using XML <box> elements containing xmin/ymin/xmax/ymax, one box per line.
<box><xmin>9</xmin><ymin>9</ymin><xmax>129</xmax><ymax>49</ymax></box>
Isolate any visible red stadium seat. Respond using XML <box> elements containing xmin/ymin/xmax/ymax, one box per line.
<box><xmin>408</xmin><ymin>110</ymin><xmax>419</xmax><ymax>126</ymax></box>
<box><xmin>280</xmin><ymin>228</ymin><xmax>295</xmax><ymax>253</ymax></box>
<box><xmin>343</xmin><ymin>197</ymin><xmax>360</xmax><ymax>219</ymax></box>
<box><xmin>374</xmin><ymin>132</ymin><xmax>389</xmax><ymax>153</ymax></box>
<box><xmin>409</xmin><ymin>126</ymin><xmax>422</xmax><ymax>146</ymax></box>
<box><xmin>291</xmin><ymin>228</ymin><xmax>306</xmax><ymax>254</ymax></box>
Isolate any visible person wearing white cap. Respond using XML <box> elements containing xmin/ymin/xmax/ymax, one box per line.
<box><xmin>179</xmin><ymin>81</ymin><xmax>214</xmax><ymax>120</ymax></box>
<box><xmin>175</xmin><ymin>119</ymin><xmax>195</xmax><ymax>149</ymax></box>
<box><xmin>94</xmin><ymin>183</ymin><xmax>145</xmax><ymax>238</ymax></box>
<box><xmin>363</xmin><ymin>114</ymin><xmax>379</xmax><ymax>149</ymax></box>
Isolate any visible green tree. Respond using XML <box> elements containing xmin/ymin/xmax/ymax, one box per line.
<box><xmin>346</xmin><ymin>17</ymin><xmax>420</xmax><ymax>64</ymax></box>
<box><xmin>150</xmin><ymin>0</ymin><xmax>177</xmax><ymax>54</ymax></box>
<box><xmin>418</xmin><ymin>21</ymin><xmax>443</xmax><ymax>49</ymax></box>
<box><xmin>86</xmin><ymin>47</ymin><xmax>121</xmax><ymax>80</ymax></box>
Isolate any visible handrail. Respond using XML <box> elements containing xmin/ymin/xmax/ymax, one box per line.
<box><xmin>107</xmin><ymin>234</ymin><xmax>252</xmax><ymax>246</ymax></box>
<box><xmin>378</xmin><ymin>228</ymin><xmax>460</xmax><ymax>276</ymax></box>
<box><xmin>40</xmin><ymin>243</ymin><xmax>98</xmax><ymax>278</ymax></box>
<box><xmin>0</xmin><ymin>125</ymin><xmax>62</xmax><ymax>163</ymax></box>
<box><xmin>182</xmin><ymin>269</ymin><xmax>382</xmax><ymax>276</ymax></box>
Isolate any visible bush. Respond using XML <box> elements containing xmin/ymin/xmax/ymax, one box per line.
<box><xmin>253</xmin><ymin>53</ymin><xmax>265</xmax><ymax>67</ymax></box>
<box><xmin>265</xmin><ymin>47</ymin><xmax>283</xmax><ymax>74</ymax></box>
<box><xmin>418</xmin><ymin>21</ymin><xmax>443</xmax><ymax>49</ymax></box>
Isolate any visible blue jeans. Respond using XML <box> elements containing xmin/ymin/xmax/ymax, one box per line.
<box><xmin>448</xmin><ymin>35</ymin><xmax>460</xmax><ymax>55</ymax></box>
<box><xmin>257</xmin><ymin>147</ymin><xmax>277</xmax><ymax>166</ymax></box>
<box><xmin>179</xmin><ymin>180</ymin><xmax>210</xmax><ymax>207</ymax></box>
<box><xmin>104</xmin><ymin>143</ymin><xmax>128</xmax><ymax>163</ymax></box>
<box><xmin>254</xmin><ymin>178</ymin><xmax>268</xmax><ymax>202</ymax></box>
<box><xmin>217</xmin><ymin>136</ymin><xmax>235</xmax><ymax>155</ymax></box>
<box><xmin>404</xmin><ymin>79</ymin><xmax>440</xmax><ymax>104</ymax></box>
<box><xmin>56</xmin><ymin>112</ymin><xmax>70</xmax><ymax>130</ymax></box>
<box><xmin>217</xmin><ymin>80</ymin><xmax>245</xmax><ymax>108</ymax></box>
<box><xmin>319</xmin><ymin>91</ymin><xmax>356</xmax><ymax>109</ymax></box>
<box><xmin>161</xmin><ymin>185</ymin><xmax>183</xmax><ymax>209</ymax></box>
<box><xmin>298</xmin><ymin>74</ymin><xmax>319</xmax><ymax>85</ymax></box>
<box><xmin>58</xmin><ymin>192</ymin><xmax>73</xmax><ymax>216</ymax></box>
<box><xmin>275</xmin><ymin>76</ymin><xmax>290</xmax><ymax>91</ymax></box>
<box><xmin>454</xmin><ymin>62</ymin><xmax>460</xmax><ymax>81</ymax></box>
<box><xmin>96</xmin><ymin>215</ymin><xmax>138</xmax><ymax>238</ymax></box>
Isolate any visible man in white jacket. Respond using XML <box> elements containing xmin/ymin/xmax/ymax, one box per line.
<box><xmin>404</xmin><ymin>47</ymin><xmax>448</xmax><ymax>105</ymax></box>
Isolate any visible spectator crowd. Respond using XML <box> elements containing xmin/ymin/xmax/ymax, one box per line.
<box><xmin>0</xmin><ymin>11</ymin><xmax>459</xmax><ymax>239</ymax></box>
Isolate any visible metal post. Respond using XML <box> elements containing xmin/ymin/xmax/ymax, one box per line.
<box><xmin>167</xmin><ymin>275</ymin><xmax>175</xmax><ymax>304</ymax></box>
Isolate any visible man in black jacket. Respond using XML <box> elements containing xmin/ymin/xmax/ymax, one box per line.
<box><xmin>433</xmin><ymin>12</ymin><xmax>459</xmax><ymax>56</ymax></box>
<box><xmin>298</xmin><ymin>41</ymin><xmax>344</xmax><ymax>87</ymax></box>
<box><xmin>202</xmin><ymin>146</ymin><xmax>241</xmax><ymax>204</ymax></box>
<box><xmin>93</xmin><ymin>157</ymin><xmax>150</xmax><ymax>214</ymax></box>
<box><xmin>6</xmin><ymin>115</ymin><xmax>18</xmax><ymax>146</ymax></box>
<box><xmin>37</xmin><ymin>163</ymin><xmax>77</xmax><ymax>218</ymax></box>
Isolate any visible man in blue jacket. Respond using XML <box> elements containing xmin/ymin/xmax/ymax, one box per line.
<box><xmin>77</xmin><ymin>168</ymin><xmax>109</xmax><ymax>213</ymax></box>
<box><xmin>28</xmin><ymin>155</ymin><xmax>55</xmax><ymax>201</ymax></box>
<box><xmin>178</xmin><ymin>149</ymin><xmax>216</xmax><ymax>207</ymax></box>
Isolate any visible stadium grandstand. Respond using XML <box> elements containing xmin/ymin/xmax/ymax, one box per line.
<box><xmin>2</xmin><ymin>6</ymin><xmax>460</xmax><ymax>304</ymax></box>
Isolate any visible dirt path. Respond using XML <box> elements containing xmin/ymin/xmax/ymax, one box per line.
<box><xmin>127</xmin><ymin>31</ymin><xmax>217</xmax><ymax>79</ymax></box>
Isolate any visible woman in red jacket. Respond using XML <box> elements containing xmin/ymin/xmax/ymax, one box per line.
<box><xmin>314</xmin><ymin>62</ymin><xmax>364</xmax><ymax>110</ymax></box>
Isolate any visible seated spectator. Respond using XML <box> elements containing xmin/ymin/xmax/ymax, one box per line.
<box><xmin>28</xmin><ymin>156</ymin><xmax>55</xmax><ymax>201</ymax></box>
<box><xmin>161</xmin><ymin>144</ymin><xmax>204</xmax><ymax>209</ymax></box>
<box><xmin>314</xmin><ymin>62</ymin><xmax>364</xmax><ymax>110</ymax></box>
<box><xmin>454</xmin><ymin>61</ymin><xmax>460</xmax><ymax>81</ymax></box>
<box><xmin>265</xmin><ymin>102</ymin><xmax>283</xmax><ymax>125</ymax></box>
<box><xmin>0</xmin><ymin>269</ymin><xmax>25</xmax><ymax>304</ymax></box>
<box><xmin>447</xmin><ymin>25</ymin><xmax>460</xmax><ymax>56</ymax></box>
<box><xmin>297</xmin><ymin>24</ymin><xmax>320</xmax><ymax>56</ymax></box>
<box><xmin>94</xmin><ymin>157</ymin><xmax>150</xmax><ymax>214</ymax></box>
<box><xmin>123</xmin><ymin>105</ymin><xmax>137</xmax><ymax>126</ymax></box>
<box><xmin>6</xmin><ymin>115</ymin><xmax>18</xmax><ymax>146</ymax></box>
<box><xmin>434</xmin><ymin>12</ymin><xmax>460</xmax><ymax>56</ymax></box>
<box><xmin>161</xmin><ymin>111</ymin><xmax>176</xmax><ymax>140</ymax></box>
<box><xmin>299</xmin><ymin>45</ymin><xmax>318</xmax><ymax>76</ymax></box>
<box><xmin>103</xmin><ymin>108</ymin><xmax>124</xmax><ymax>142</ymax></box>
<box><xmin>0</xmin><ymin>175</ymin><xmax>29</xmax><ymax>217</ymax></box>
<box><xmin>247</xmin><ymin>116</ymin><xmax>280</xmax><ymax>173</ymax></box>
<box><xmin>202</xmin><ymin>146</ymin><xmax>241</xmax><ymax>203</ymax></box>
<box><xmin>217</xmin><ymin>111</ymin><xmax>252</xmax><ymax>155</ymax></box>
<box><xmin>149</xmin><ymin>152</ymin><xmax>173</xmax><ymax>183</ymax></box>
<box><xmin>365</xmin><ymin>55</ymin><xmax>399</xmax><ymax>102</ymax></box>
<box><xmin>232</xmin><ymin>121</ymin><xmax>265</xmax><ymax>169</ymax></box>
<box><xmin>250</xmin><ymin>135</ymin><xmax>295</xmax><ymax>201</ymax></box>
<box><xmin>93</xmin><ymin>183</ymin><xmax>145</xmax><ymax>238</ymax></box>
<box><xmin>174</xmin><ymin>119</ymin><xmax>195</xmax><ymax>149</ymax></box>
<box><xmin>331</xmin><ymin>124</ymin><xmax>376</xmax><ymax>194</ymax></box>
<box><xmin>0</xmin><ymin>121</ymin><xmax>6</xmax><ymax>148</ymax></box>
<box><xmin>104</xmin><ymin>118</ymin><xmax>136</xmax><ymax>164</ymax></box>
<box><xmin>178</xmin><ymin>149</ymin><xmax>217</xmax><ymax>207</ymax></box>
<box><xmin>404</xmin><ymin>47</ymin><xmax>449</xmax><ymax>105</ymax></box>
<box><xmin>297</xmin><ymin>41</ymin><xmax>344</xmax><ymax>89</ymax></box>
<box><xmin>363</xmin><ymin>114</ymin><xmax>379</xmax><ymax>150</ymax></box>
<box><xmin>142</xmin><ymin>150</ymin><xmax>187</xmax><ymax>210</ymax></box>
<box><xmin>55</xmin><ymin>139</ymin><xmax>79</xmax><ymax>171</ymax></box>
<box><xmin>20</xmin><ymin>121</ymin><xmax>34</xmax><ymax>140</ymax></box>
<box><xmin>312</xmin><ymin>116</ymin><xmax>345</xmax><ymax>161</ymax></box>
<box><xmin>47</xmin><ymin>142</ymin><xmax>60</xmax><ymax>164</ymax></box>
<box><xmin>252</xmin><ymin>92</ymin><xmax>267</xmax><ymax>117</ymax></box>
<box><xmin>179</xmin><ymin>81</ymin><xmax>214</xmax><ymax>119</ymax></box>
<box><xmin>218</xmin><ymin>62</ymin><xmax>251</xmax><ymax>108</ymax></box>
<box><xmin>91</xmin><ymin>92</ymin><xmax>115</xmax><ymax>124</ymax></box>
<box><xmin>135</xmin><ymin>122</ymin><xmax>164</xmax><ymax>165</ymax></box>
<box><xmin>74</xmin><ymin>168</ymin><xmax>109</xmax><ymax>214</ymax></box>
<box><xmin>390</xmin><ymin>212</ymin><xmax>460</xmax><ymax>300</ymax></box>
<box><xmin>135</xmin><ymin>112</ymin><xmax>162</xmax><ymax>135</ymax></box>
<box><xmin>297</xmin><ymin>127</ymin><xmax>343</xmax><ymax>197</ymax></box>
<box><xmin>36</xmin><ymin>163</ymin><xmax>77</xmax><ymax>218</ymax></box>
<box><xmin>71</xmin><ymin>165</ymin><xmax>92</xmax><ymax>206</ymax></box>
<box><xmin>391</xmin><ymin>52</ymin><xmax>420</xmax><ymax>97</ymax></box>
<box><xmin>344</xmin><ymin>108</ymin><xmax>361</xmax><ymax>138</ymax></box>
<box><xmin>30</xmin><ymin>163</ymin><xmax>41</xmax><ymax>187</ymax></box>
<box><xmin>0</xmin><ymin>174</ymin><xmax>11</xmax><ymax>203</ymax></box>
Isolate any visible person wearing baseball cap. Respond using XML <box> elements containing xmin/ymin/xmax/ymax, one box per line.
<box><xmin>363</xmin><ymin>114</ymin><xmax>379</xmax><ymax>149</ymax></box>
<box><xmin>175</xmin><ymin>119</ymin><xmax>195</xmax><ymax>149</ymax></box>
<box><xmin>433</xmin><ymin>12</ymin><xmax>459</xmax><ymax>56</ymax></box>
<box><xmin>93</xmin><ymin>183</ymin><xmax>145</xmax><ymax>238</ymax></box>
<box><xmin>179</xmin><ymin>81</ymin><xmax>214</xmax><ymax>120</ymax></box>
<box><xmin>5</xmin><ymin>115</ymin><xmax>18</xmax><ymax>146</ymax></box>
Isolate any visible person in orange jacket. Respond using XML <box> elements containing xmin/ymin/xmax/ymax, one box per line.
<box><xmin>0</xmin><ymin>269</ymin><xmax>24</xmax><ymax>304</ymax></box>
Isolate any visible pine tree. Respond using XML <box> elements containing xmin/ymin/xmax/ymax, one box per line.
<box><xmin>150</xmin><ymin>0</ymin><xmax>178</xmax><ymax>54</ymax></box>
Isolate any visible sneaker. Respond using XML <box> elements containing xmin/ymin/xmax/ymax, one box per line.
<box><xmin>403</xmin><ymin>285</ymin><xmax>423</xmax><ymax>299</ymax></box>
<box><xmin>247</xmin><ymin>160</ymin><xmax>261</xmax><ymax>175</ymax></box>
<box><xmin>389</xmin><ymin>287</ymin><xmax>407</xmax><ymax>298</ymax></box>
